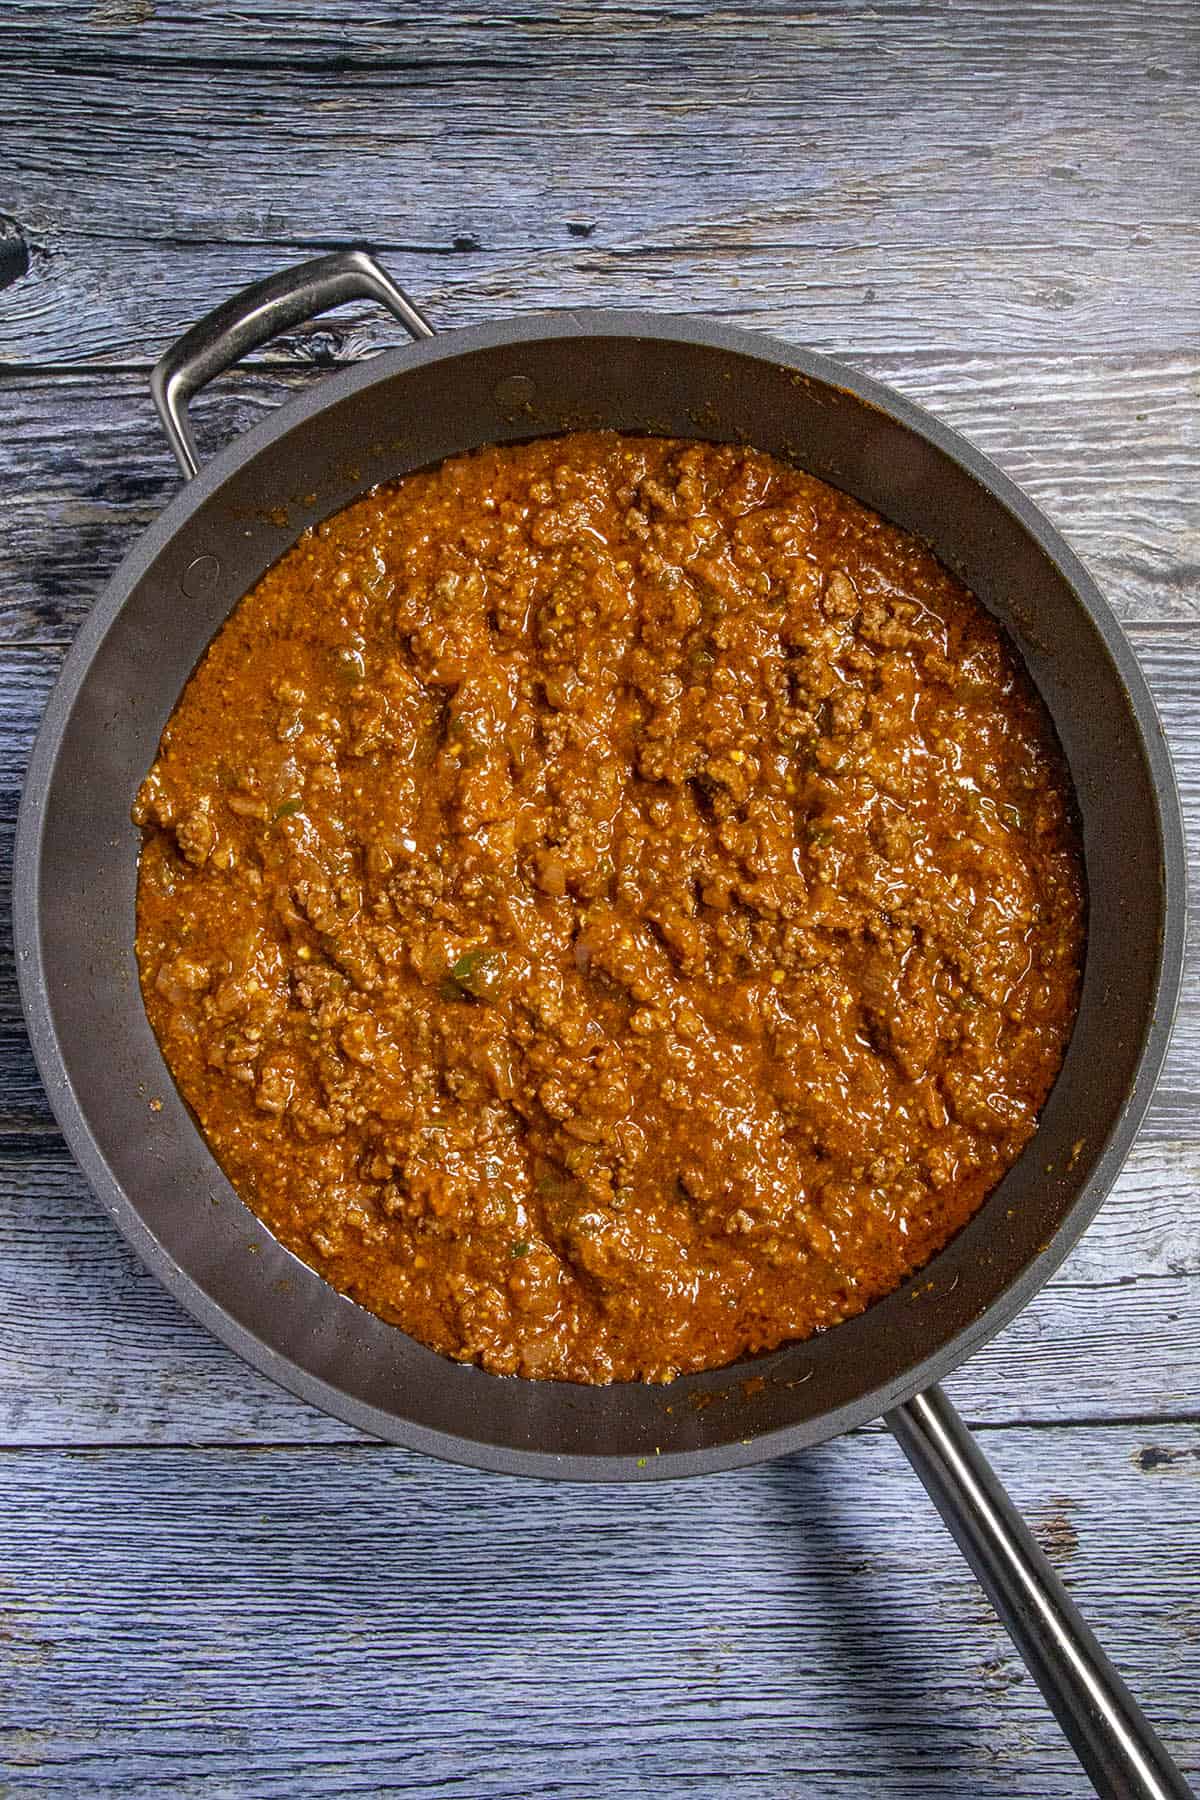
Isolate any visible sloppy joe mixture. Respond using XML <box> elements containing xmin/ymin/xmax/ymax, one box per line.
<box><xmin>134</xmin><ymin>432</ymin><xmax>1085</xmax><ymax>1383</ymax></box>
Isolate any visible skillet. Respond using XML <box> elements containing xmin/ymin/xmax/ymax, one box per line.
<box><xmin>14</xmin><ymin>251</ymin><xmax>1190</xmax><ymax>1797</ymax></box>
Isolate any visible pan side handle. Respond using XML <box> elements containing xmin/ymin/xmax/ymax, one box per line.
<box><xmin>887</xmin><ymin>1386</ymin><xmax>1194</xmax><ymax>1799</ymax></box>
<box><xmin>150</xmin><ymin>250</ymin><xmax>434</xmax><ymax>479</ymax></box>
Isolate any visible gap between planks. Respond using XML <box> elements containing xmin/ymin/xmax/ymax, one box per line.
<box><xmin>2</xmin><ymin>1414</ymin><xmax>1199</xmax><ymax>1457</ymax></box>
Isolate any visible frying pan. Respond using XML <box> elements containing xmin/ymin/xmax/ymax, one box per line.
<box><xmin>14</xmin><ymin>252</ymin><xmax>1190</xmax><ymax>1798</ymax></box>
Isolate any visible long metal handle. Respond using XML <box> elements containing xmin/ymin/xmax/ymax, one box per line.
<box><xmin>887</xmin><ymin>1386</ymin><xmax>1193</xmax><ymax>1799</ymax></box>
<box><xmin>150</xmin><ymin>249</ymin><xmax>434</xmax><ymax>479</ymax></box>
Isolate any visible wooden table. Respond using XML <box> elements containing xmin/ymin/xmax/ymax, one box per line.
<box><xmin>2</xmin><ymin>3</ymin><xmax>1197</xmax><ymax>1793</ymax></box>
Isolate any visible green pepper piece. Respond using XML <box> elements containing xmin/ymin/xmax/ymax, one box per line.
<box><xmin>447</xmin><ymin>946</ymin><xmax>504</xmax><ymax>1001</ymax></box>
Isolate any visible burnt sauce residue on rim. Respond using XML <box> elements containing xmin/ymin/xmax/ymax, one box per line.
<box><xmin>133</xmin><ymin>431</ymin><xmax>1085</xmax><ymax>1385</ymax></box>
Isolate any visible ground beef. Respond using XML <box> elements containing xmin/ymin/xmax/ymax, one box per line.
<box><xmin>134</xmin><ymin>432</ymin><xmax>1085</xmax><ymax>1384</ymax></box>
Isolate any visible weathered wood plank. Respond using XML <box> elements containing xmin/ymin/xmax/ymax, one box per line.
<box><xmin>1</xmin><ymin>1</ymin><xmax>1195</xmax><ymax>364</ymax></box>
<box><xmin>8</xmin><ymin>0</ymin><xmax>1199</xmax><ymax>57</ymax></box>
<box><xmin>1</xmin><ymin>0</ymin><xmax>1195</xmax><ymax>1790</ymax></box>
<box><xmin>1</xmin><ymin>355</ymin><xmax>1196</xmax><ymax>651</ymax></box>
<box><xmin>5</xmin><ymin>212</ymin><xmax>1198</xmax><ymax>371</ymax></box>
<box><xmin>1</xmin><ymin>1425</ymin><xmax>1197</xmax><ymax>1796</ymax></box>
<box><xmin>0</xmin><ymin>1139</ymin><xmax>354</xmax><ymax>1446</ymax></box>
<box><xmin>2</xmin><ymin>1133</ymin><xmax>1199</xmax><ymax>1447</ymax></box>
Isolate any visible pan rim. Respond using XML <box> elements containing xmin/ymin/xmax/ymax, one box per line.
<box><xmin>13</xmin><ymin>306</ymin><xmax>1188</xmax><ymax>1480</ymax></box>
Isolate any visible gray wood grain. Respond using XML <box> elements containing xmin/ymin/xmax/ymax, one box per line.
<box><xmin>1</xmin><ymin>2</ymin><xmax>1197</xmax><ymax>365</ymax></box>
<box><xmin>5</xmin><ymin>220</ymin><xmax>1199</xmax><ymax>367</ymax></box>
<box><xmin>3</xmin><ymin>1426</ymin><xmax>1198</xmax><ymax>1798</ymax></box>
<box><xmin>1</xmin><ymin>0</ymin><xmax>1197</xmax><ymax>1790</ymax></box>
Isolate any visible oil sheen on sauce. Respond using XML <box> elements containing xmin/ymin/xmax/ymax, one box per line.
<box><xmin>134</xmin><ymin>433</ymin><xmax>1085</xmax><ymax>1384</ymax></box>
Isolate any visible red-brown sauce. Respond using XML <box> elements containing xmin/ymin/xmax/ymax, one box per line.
<box><xmin>135</xmin><ymin>433</ymin><xmax>1085</xmax><ymax>1383</ymax></box>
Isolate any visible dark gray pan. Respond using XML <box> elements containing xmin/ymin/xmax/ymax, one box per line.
<box><xmin>12</xmin><ymin>254</ymin><xmax>1190</xmax><ymax>1797</ymax></box>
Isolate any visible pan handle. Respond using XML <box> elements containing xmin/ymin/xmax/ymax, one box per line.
<box><xmin>887</xmin><ymin>1386</ymin><xmax>1194</xmax><ymax>1799</ymax></box>
<box><xmin>150</xmin><ymin>250</ymin><xmax>435</xmax><ymax>479</ymax></box>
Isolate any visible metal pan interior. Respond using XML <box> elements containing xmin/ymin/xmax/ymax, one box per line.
<box><xmin>14</xmin><ymin>313</ymin><xmax>1186</xmax><ymax>1478</ymax></box>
